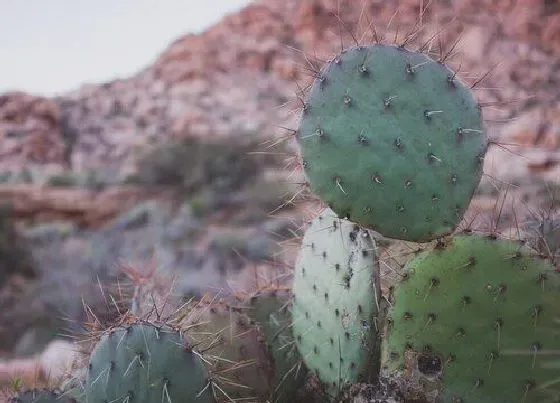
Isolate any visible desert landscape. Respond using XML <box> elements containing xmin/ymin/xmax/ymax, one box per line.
<box><xmin>0</xmin><ymin>0</ymin><xmax>559</xmax><ymax>402</ymax></box>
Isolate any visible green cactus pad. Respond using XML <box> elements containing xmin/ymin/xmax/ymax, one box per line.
<box><xmin>248</xmin><ymin>291</ymin><xmax>308</xmax><ymax>403</ymax></box>
<box><xmin>182</xmin><ymin>302</ymin><xmax>273</xmax><ymax>401</ymax></box>
<box><xmin>85</xmin><ymin>322</ymin><xmax>213</xmax><ymax>403</ymax></box>
<box><xmin>297</xmin><ymin>44</ymin><xmax>487</xmax><ymax>242</ymax></box>
<box><xmin>385</xmin><ymin>235</ymin><xmax>560</xmax><ymax>402</ymax></box>
<box><xmin>9</xmin><ymin>389</ymin><xmax>76</xmax><ymax>403</ymax></box>
<box><xmin>291</xmin><ymin>208</ymin><xmax>381</xmax><ymax>400</ymax></box>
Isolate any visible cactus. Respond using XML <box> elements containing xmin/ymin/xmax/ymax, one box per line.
<box><xmin>46</xmin><ymin>173</ymin><xmax>79</xmax><ymax>187</ymax></box>
<box><xmin>9</xmin><ymin>388</ymin><xmax>76</xmax><ymax>402</ymax></box>
<box><xmin>85</xmin><ymin>321</ymin><xmax>213</xmax><ymax>403</ymax></box>
<box><xmin>180</xmin><ymin>301</ymin><xmax>273</xmax><ymax>401</ymax></box>
<box><xmin>291</xmin><ymin>208</ymin><xmax>382</xmax><ymax>400</ymax></box>
<box><xmin>297</xmin><ymin>44</ymin><xmax>488</xmax><ymax>242</ymax></box>
<box><xmin>385</xmin><ymin>234</ymin><xmax>560</xmax><ymax>402</ymax></box>
<box><xmin>247</xmin><ymin>290</ymin><xmax>308</xmax><ymax>402</ymax></box>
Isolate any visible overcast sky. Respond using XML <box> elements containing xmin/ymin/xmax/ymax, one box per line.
<box><xmin>0</xmin><ymin>0</ymin><xmax>252</xmax><ymax>96</ymax></box>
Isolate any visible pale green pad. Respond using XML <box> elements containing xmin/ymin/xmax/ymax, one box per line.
<box><xmin>86</xmin><ymin>322</ymin><xmax>213</xmax><ymax>403</ymax></box>
<box><xmin>298</xmin><ymin>44</ymin><xmax>487</xmax><ymax>242</ymax></box>
<box><xmin>386</xmin><ymin>235</ymin><xmax>560</xmax><ymax>402</ymax></box>
<box><xmin>291</xmin><ymin>208</ymin><xmax>381</xmax><ymax>400</ymax></box>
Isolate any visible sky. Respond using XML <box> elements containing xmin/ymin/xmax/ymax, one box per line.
<box><xmin>0</xmin><ymin>0</ymin><xmax>253</xmax><ymax>96</ymax></box>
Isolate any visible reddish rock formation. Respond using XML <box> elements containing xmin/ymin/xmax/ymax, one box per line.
<box><xmin>0</xmin><ymin>92</ymin><xmax>65</xmax><ymax>166</ymax></box>
<box><xmin>452</xmin><ymin>0</ymin><xmax>560</xmax><ymax>54</ymax></box>
<box><xmin>0</xmin><ymin>185</ymin><xmax>173</xmax><ymax>228</ymax></box>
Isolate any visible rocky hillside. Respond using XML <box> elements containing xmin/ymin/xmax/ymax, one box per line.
<box><xmin>0</xmin><ymin>0</ymin><xmax>559</xmax><ymax>389</ymax></box>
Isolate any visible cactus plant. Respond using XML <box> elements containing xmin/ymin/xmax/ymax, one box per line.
<box><xmin>247</xmin><ymin>290</ymin><xmax>308</xmax><ymax>402</ymax></box>
<box><xmin>180</xmin><ymin>301</ymin><xmax>273</xmax><ymax>401</ymax></box>
<box><xmin>291</xmin><ymin>208</ymin><xmax>382</xmax><ymax>400</ymax></box>
<box><xmin>297</xmin><ymin>44</ymin><xmax>488</xmax><ymax>242</ymax></box>
<box><xmin>385</xmin><ymin>234</ymin><xmax>560</xmax><ymax>402</ymax></box>
<box><xmin>85</xmin><ymin>321</ymin><xmax>213</xmax><ymax>403</ymax></box>
<box><xmin>9</xmin><ymin>388</ymin><xmax>76</xmax><ymax>402</ymax></box>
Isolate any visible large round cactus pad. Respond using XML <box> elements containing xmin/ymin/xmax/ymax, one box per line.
<box><xmin>298</xmin><ymin>44</ymin><xmax>488</xmax><ymax>242</ymax></box>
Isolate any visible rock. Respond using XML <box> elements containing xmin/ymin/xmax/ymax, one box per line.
<box><xmin>501</xmin><ymin>107</ymin><xmax>560</xmax><ymax>149</ymax></box>
<box><xmin>0</xmin><ymin>184</ymin><xmax>173</xmax><ymax>227</ymax></box>
<box><xmin>0</xmin><ymin>92</ymin><xmax>64</xmax><ymax>168</ymax></box>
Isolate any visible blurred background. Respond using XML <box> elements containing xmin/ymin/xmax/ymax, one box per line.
<box><xmin>0</xmin><ymin>0</ymin><xmax>253</xmax><ymax>94</ymax></box>
<box><xmin>0</xmin><ymin>0</ymin><xmax>558</xmax><ymax>391</ymax></box>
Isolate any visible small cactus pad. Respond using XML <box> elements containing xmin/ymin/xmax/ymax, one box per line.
<box><xmin>248</xmin><ymin>291</ymin><xmax>308</xmax><ymax>403</ymax></box>
<box><xmin>181</xmin><ymin>302</ymin><xmax>273</xmax><ymax>400</ymax></box>
<box><xmin>9</xmin><ymin>389</ymin><xmax>76</xmax><ymax>403</ymax></box>
<box><xmin>385</xmin><ymin>235</ymin><xmax>560</xmax><ymax>402</ymax></box>
<box><xmin>297</xmin><ymin>44</ymin><xmax>487</xmax><ymax>242</ymax></box>
<box><xmin>85</xmin><ymin>322</ymin><xmax>213</xmax><ymax>403</ymax></box>
<box><xmin>291</xmin><ymin>208</ymin><xmax>381</xmax><ymax>399</ymax></box>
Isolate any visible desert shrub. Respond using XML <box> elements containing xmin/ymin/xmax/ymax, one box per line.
<box><xmin>46</xmin><ymin>172</ymin><xmax>79</xmax><ymax>187</ymax></box>
<box><xmin>134</xmin><ymin>136</ymin><xmax>262</xmax><ymax>194</ymax></box>
<box><xmin>0</xmin><ymin>204</ymin><xmax>37</xmax><ymax>287</ymax></box>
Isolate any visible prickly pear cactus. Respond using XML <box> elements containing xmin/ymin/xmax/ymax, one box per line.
<box><xmin>181</xmin><ymin>301</ymin><xmax>273</xmax><ymax>401</ymax></box>
<box><xmin>297</xmin><ymin>44</ymin><xmax>488</xmax><ymax>242</ymax></box>
<box><xmin>248</xmin><ymin>290</ymin><xmax>308</xmax><ymax>403</ymax></box>
<box><xmin>291</xmin><ymin>208</ymin><xmax>381</xmax><ymax>400</ymax></box>
<box><xmin>85</xmin><ymin>321</ymin><xmax>213</xmax><ymax>403</ymax></box>
<box><xmin>9</xmin><ymin>389</ymin><xmax>76</xmax><ymax>402</ymax></box>
<box><xmin>385</xmin><ymin>234</ymin><xmax>560</xmax><ymax>402</ymax></box>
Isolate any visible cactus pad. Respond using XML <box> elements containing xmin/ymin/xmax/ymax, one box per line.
<box><xmin>248</xmin><ymin>291</ymin><xmax>308</xmax><ymax>402</ymax></box>
<box><xmin>181</xmin><ymin>302</ymin><xmax>273</xmax><ymax>401</ymax></box>
<box><xmin>297</xmin><ymin>44</ymin><xmax>487</xmax><ymax>242</ymax></box>
<box><xmin>85</xmin><ymin>322</ymin><xmax>213</xmax><ymax>403</ymax></box>
<box><xmin>291</xmin><ymin>208</ymin><xmax>381</xmax><ymax>399</ymax></box>
<box><xmin>9</xmin><ymin>389</ymin><xmax>76</xmax><ymax>403</ymax></box>
<box><xmin>385</xmin><ymin>235</ymin><xmax>560</xmax><ymax>402</ymax></box>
